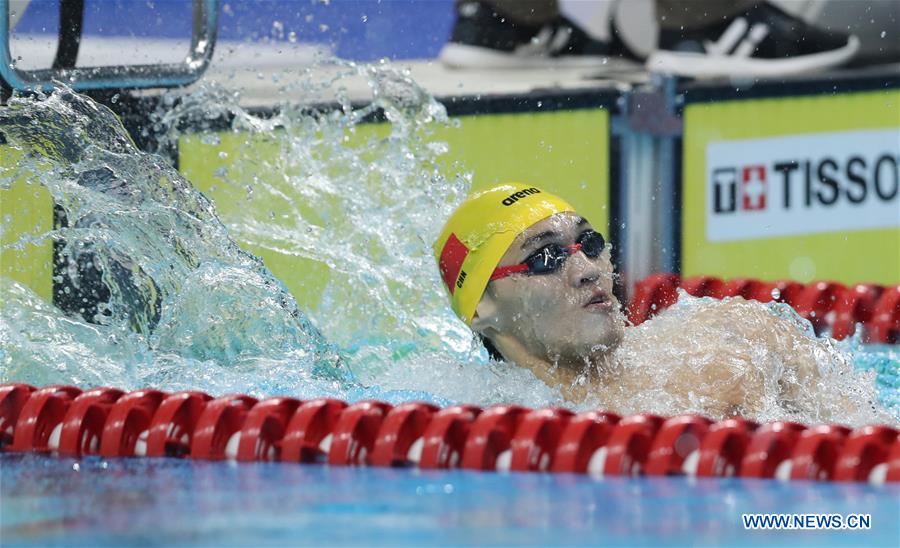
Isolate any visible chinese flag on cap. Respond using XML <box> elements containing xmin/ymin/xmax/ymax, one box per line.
<box><xmin>439</xmin><ymin>233</ymin><xmax>469</xmax><ymax>294</ymax></box>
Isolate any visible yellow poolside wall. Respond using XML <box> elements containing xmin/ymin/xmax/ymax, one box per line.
<box><xmin>0</xmin><ymin>146</ymin><xmax>54</xmax><ymax>302</ymax></box>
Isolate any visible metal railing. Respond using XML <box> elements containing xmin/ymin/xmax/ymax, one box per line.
<box><xmin>0</xmin><ymin>0</ymin><xmax>217</xmax><ymax>92</ymax></box>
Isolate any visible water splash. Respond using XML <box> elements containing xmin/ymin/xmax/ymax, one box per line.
<box><xmin>0</xmin><ymin>86</ymin><xmax>347</xmax><ymax>398</ymax></box>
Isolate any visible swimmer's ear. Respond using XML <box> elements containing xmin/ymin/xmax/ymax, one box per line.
<box><xmin>471</xmin><ymin>293</ymin><xmax>501</xmax><ymax>338</ymax></box>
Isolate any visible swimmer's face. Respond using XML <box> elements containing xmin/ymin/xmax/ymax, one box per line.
<box><xmin>477</xmin><ymin>212</ymin><xmax>625</xmax><ymax>362</ymax></box>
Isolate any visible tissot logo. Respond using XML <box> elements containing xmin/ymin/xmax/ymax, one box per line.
<box><xmin>712</xmin><ymin>165</ymin><xmax>767</xmax><ymax>212</ymax></box>
<box><xmin>705</xmin><ymin>130</ymin><xmax>899</xmax><ymax>242</ymax></box>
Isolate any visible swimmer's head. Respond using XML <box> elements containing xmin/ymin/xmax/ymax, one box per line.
<box><xmin>434</xmin><ymin>183</ymin><xmax>624</xmax><ymax>364</ymax></box>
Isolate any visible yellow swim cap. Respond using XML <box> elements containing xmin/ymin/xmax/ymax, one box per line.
<box><xmin>433</xmin><ymin>183</ymin><xmax>576</xmax><ymax>324</ymax></box>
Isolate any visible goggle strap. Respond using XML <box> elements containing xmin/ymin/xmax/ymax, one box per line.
<box><xmin>490</xmin><ymin>263</ymin><xmax>530</xmax><ymax>281</ymax></box>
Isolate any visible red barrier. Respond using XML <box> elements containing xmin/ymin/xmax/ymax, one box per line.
<box><xmin>190</xmin><ymin>395</ymin><xmax>258</xmax><ymax>460</ymax></box>
<box><xmin>0</xmin><ymin>383</ymin><xmax>895</xmax><ymax>484</ymax></box>
<box><xmin>720</xmin><ymin>278</ymin><xmax>762</xmax><ymax>300</ymax></box>
<box><xmin>833</xmin><ymin>425</ymin><xmax>898</xmax><ymax>482</ymax></box>
<box><xmin>10</xmin><ymin>385</ymin><xmax>82</xmax><ymax>453</ymax></box>
<box><xmin>624</xmin><ymin>275</ymin><xmax>896</xmax><ymax>340</ymax></box>
<box><xmin>552</xmin><ymin>410</ymin><xmax>620</xmax><ymax>474</ymax></box>
<box><xmin>57</xmin><ymin>387</ymin><xmax>125</xmax><ymax>457</ymax></box>
<box><xmin>789</xmin><ymin>425</ymin><xmax>851</xmax><ymax>481</ymax></box>
<box><xmin>328</xmin><ymin>400</ymin><xmax>393</xmax><ymax>466</ymax></box>
<box><xmin>750</xmin><ymin>280</ymin><xmax>805</xmax><ymax>306</ymax></box>
<box><xmin>627</xmin><ymin>273</ymin><xmax>680</xmax><ymax>325</ymax></box>
<box><xmin>645</xmin><ymin>415</ymin><xmax>712</xmax><ymax>476</ymax></box>
<box><xmin>830</xmin><ymin>284</ymin><xmax>884</xmax><ymax>341</ymax></box>
<box><xmin>145</xmin><ymin>391</ymin><xmax>211</xmax><ymax>458</ymax></box>
<box><xmin>236</xmin><ymin>397</ymin><xmax>302</xmax><ymax>462</ymax></box>
<box><xmin>680</xmin><ymin>277</ymin><xmax>725</xmax><ymax>299</ymax></box>
<box><xmin>603</xmin><ymin>414</ymin><xmax>664</xmax><ymax>476</ymax></box>
<box><xmin>281</xmin><ymin>398</ymin><xmax>347</xmax><ymax>463</ymax></box>
<box><xmin>886</xmin><ymin>438</ymin><xmax>900</xmax><ymax>482</ymax></box>
<box><xmin>793</xmin><ymin>282</ymin><xmax>848</xmax><ymax>335</ymax></box>
<box><xmin>461</xmin><ymin>405</ymin><xmax>529</xmax><ymax>471</ymax></box>
<box><xmin>418</xmin><ymin>405</ymin><xmax>481</xmax><ymax>470</ymax></box>
<box><xmin>369</xmin><ymin>402</ymin><xmax>439</xmax><ymax>467</ymax></box>
<box><xmin>696</xmin><ymin>418</ymin><xmax>759</xmax><ymax>477</ymax></box>
<box><xmin>509</xmin><ymin>407</ymin><xmax>573</xmax><ymax>472</ymax></box>
<box><xmin>99</xmin><ymin>389</ymin><xmax>168</xmax><ymax>458</ymax></box>
<box><xmin>868</xmin><ymin>286</ymin><xmax>900</xmax><ymax>343</ymax></box>
<box><xmin>0</xmin><ymin>384</ymin><xmax>35</xmax><ymax>448</ymax></box>
<box><xmin>740</xmin><ymin>421</ymin><xmax>806</xmax><ymax>479</ymax></box>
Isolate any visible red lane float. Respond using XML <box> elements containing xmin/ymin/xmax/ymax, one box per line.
<box><xmin>628</xmin><ymin>273</ymin><xmax>680</xmax><ymax>326</ymax></box>
<box><xmin>740</xmin><ymin>421</ymin><xmax>806</xmax><ymax>479</ymax></box>
<box><xmin>509</xmin><ymin>407</ymin><xmax>573</xmax><ymax>472</ymax></box>
<box><xmin>10</xmin><ymin>385</ymin><xmax>82</xmax><ymax>453</ymax></box>
<box><xmin>100</xmin><ymin>389</ymin><xmax>168</xmax><ymax>458</ymax></box>
<box><xmin>328</xmin><ymin>400</ymin><xmax>393</xmax><ymax>466</ymax></box>
<box><xmin>629</xmin><ymin>274</ymin><xmax>897</xmax><ymax>342</ymax></box>
<box><xmin>418</xmin><ymin>405</ymin><xmax>481</xmax><ymax>470</ymax></box>
<box><xmin>237</xmin><ymin>397</ymin><xmax>302</xmax><ymax>462</ymax></box>
<box><xmin>886</xmin><ymin>439</ymin><xmax>900</xmax><ymax>482</ymax></box>
<box><xmin>696</xmin><ymin>418</ymin><xmax>759</xmax><ymax>477</ymax></box>
<box><xmin>793</xmin><ymin>281</ymin><xmax>847</xmax><ymax>335</ymax></box>
<box><xmin>1</xmin><ymin>383</ymin><xmax>896</xmax><ymax>484</ymax></box>
<box><xmin>680</xmin><ymin>276</ymin><xmax>725</xmax><ymax>299</ymax></box>
<box><xmin>721</xmin><ymin>278</ymin><xmax>763</xmax><ymax>300</ymax></box>
<box><xmin>790</xmin><ymin>425</ymin><xmax>852</xmax><ymax>481</ymax></box>
<box><xmin>645</xmin><ymin>415</ymin><xmax>712</xmax><ymax>476</ymax></box>
<box><xmin>461</xmin><ymin>405</ymin><xmax>529</xmax><ymax>471</ymax></box>
<box><xmin>833</xmin><ymin>425</ymin><xmax>898</xmax><ymax>482</ymax></box>
<box><xmin>746</xmin><ymin>280</ymin><xmax>804</xmax><ymax>305</ymax></box>
<box><xmin>601</xmin><ymin>414</ymin><xmax>664</xmax><ymax>476</ymax></box>
<box><xmin>0</xmin><ymin>384</ymin><xmax>36</xmax><ymax>448</ymax></box>
<box><xmin>145</xmin><ymin>391</ymin><xmax>211</xmax><ymax>458</ymax></box>
<box><xmin>281</xmin><ymin>398</ymin><xmax>347</xmax><ymax>463</ymax></box>
<box><xmin>868</xmin><ymin>286</ymin><xmax>900</xmax><ymax>344</ymax></box>
<box><xmin>191</xmin><ymin>394</ymin><xmax>258</xmax><ymax>460</ymax></box>
<box><xmin>830</xmin><ymin>284</ymin><xmax>883</xmax><ymax>341</ymax></box>
<box><xmin>370</xmin><ymin>402</ymin><xmax>439</xmax><ymax>467</ymax></box>
<box><xmin>58</xmin><ymin>387</ymin><xmax>125</xmax><ymax>457</ymax></box>
<box><xmin>552</xmin><ymin>410</ymin><xmax>620</xmax><ymax>474</ymax></box>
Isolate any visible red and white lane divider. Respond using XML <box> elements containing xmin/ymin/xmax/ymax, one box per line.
<box><xmin>627</xmin><ymin>275</ymin><xmax>900</xmax><ymax>343</ymax></box>
<box><xmin>2</xmin><ymin>383</ymin><xmax>898</xmax><ymax>484</ymax></box>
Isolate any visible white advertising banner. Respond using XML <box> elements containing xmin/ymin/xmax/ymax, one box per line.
<box><xmin>705</xmin><ymin>129</ymin><xmax>900</xmax><ymax>242</ymax></box>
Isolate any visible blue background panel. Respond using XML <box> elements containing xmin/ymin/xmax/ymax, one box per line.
<box><xmin>13</xmin><ymin>0</ymin><xmax>457</xmax><ymax>61</ymax></box>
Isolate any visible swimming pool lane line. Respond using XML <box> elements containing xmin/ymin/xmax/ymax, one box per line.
<box><xmin>1</xmin><ymin>383</ymin><xmax>897</xmax><ymax>484</ymax></box>
<box><xmin>629</xmin><ymin>274</ymin><xmax>899</xmax><ymax>343</ymax></box>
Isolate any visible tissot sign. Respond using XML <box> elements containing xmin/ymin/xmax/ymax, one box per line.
<box><xmin>706</xmin><ymin>129</ymin><xmax>900</xmax><ymax>242</ymax></box>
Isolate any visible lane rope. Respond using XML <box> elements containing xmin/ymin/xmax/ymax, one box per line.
<box><xmin>628</xmin><ymin>275</ymin><xmax>899</xmax><ymax>343</ymax></box>
<box><xmin>2</xmin><ymin>383</ymin><xmax>897</xmax><ymax>483</ymax></box>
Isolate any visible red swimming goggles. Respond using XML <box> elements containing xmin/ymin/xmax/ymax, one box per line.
<box><xmin>490</xmin><ymin>231</ymin><xmax>606</xmax><ymax>281</ymax></box>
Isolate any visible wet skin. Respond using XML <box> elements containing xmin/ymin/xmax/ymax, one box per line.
<box><xmin>467</xmin><ymin>213</ymin><xmax>884</xmax><ymax>421</ymax></box>
<box><xmin>471</xmin><ymin>213</ymin><xmax>625</xmax><ymax>392</ymax></box>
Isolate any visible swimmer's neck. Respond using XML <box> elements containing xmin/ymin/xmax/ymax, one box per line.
<box><xmin>489</xmin><ymin>333</ymin><xmax>619</xmax><ymax>402</ymax></box>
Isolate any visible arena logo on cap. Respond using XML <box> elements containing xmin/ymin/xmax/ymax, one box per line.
<box><xmin>706</xmin><ymin>129</ymin><xmax>899</xmax><ymax>242</ymax></box>
<box><xmin>501</xmin><ymin>187</ymin><xmax>541</xmax><ymax>206</ymax></box>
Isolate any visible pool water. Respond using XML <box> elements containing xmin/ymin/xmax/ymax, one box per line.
<box><xmin>2</xmin><ymin>453</ymin><xmax>898</xmax><ymax>546</ymax></box>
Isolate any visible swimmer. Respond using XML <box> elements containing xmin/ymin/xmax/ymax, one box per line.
<box><xmin>434</xmin><ymin>183</ymin><xmax>888</xmax><ymax>422</ymax></box>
